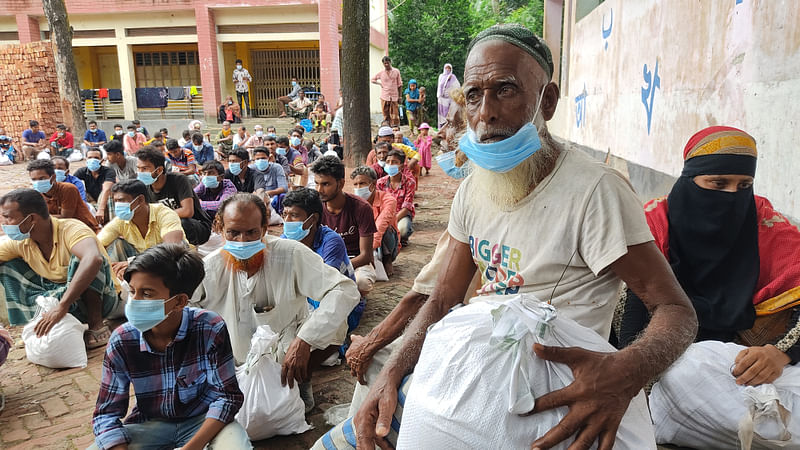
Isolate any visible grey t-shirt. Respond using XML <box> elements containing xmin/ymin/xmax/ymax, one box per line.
<box><xmin>253</xmin><ymin>162</ymin><xmax>289</xmax><ymax>192</ymax></box>
<box><xmin>108</xmin><ymin>156</ymin><xmax>139</xmax><ymax>181</ymax></box>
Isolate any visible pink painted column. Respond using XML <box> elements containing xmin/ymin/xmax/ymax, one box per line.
<box><xmin>194</xmin><ymin>5</ymin><xmax>221</xmax><ymax>119</ymax></box>
<box><xmin>317</xmin><ymin>0</ymin><xmax>341</xmax><ymax>107</ymax></box>
<box><xmin>15</xmin><ymin>14</ymin><xmax>40</xmax><ymax>44</ymax></box>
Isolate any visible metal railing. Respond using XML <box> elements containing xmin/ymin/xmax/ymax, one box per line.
<box><xmin>80</xmin><ymin>86</ymin><xmax>204</xmax><ymax>120</ymax></box>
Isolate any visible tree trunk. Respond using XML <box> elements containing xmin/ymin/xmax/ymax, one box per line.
<box><xmin>341</xmin><ymin>0</ymin><xmax>371</xmax><ymax>166</ymax></box>
<box><xmin>41</xmin><ymin>0</ymin><xmax>86</xmax><ymax>142</ymax></box>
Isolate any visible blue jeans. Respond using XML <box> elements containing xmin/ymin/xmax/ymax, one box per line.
<box><xmin>87</xmin><ymin>415</ymin><xmax>252</xmax><ymax>450</ymax></box>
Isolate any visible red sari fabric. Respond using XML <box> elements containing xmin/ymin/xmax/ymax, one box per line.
<box><xmin>645</xmin><ymin>195</ymin><xmax>800</xmax><ymax>305</ymax></box>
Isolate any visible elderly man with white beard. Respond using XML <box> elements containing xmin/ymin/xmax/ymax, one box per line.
<box><xmin>315</xmin><ymin>24</ymin><xmax>698</xmax><ymax>450</ymax></box>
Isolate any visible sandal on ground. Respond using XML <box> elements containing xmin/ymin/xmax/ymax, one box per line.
<box><xmin>85</xmin><ymin>326</ymin><xmax>112</xmax><ymax>349</ymax></box>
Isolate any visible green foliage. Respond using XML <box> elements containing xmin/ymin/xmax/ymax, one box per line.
<box><xmin>387</xmin><ymin>0</ymin><xmax>474</xmax><ymax>121</ymax></box>
<box><xmin>387</xmin><ymin>0</ymin><xmax>544</xmax><ymax>125</ymax></box>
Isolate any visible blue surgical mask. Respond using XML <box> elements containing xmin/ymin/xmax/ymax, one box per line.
<box><xmin>290</xmin><ymin>137</ymin><xmax>301</xmax><ymax>147</ymax></box>
<box><xmin>458</xmin><ymin>88</ymin><xmax>546</xmax><ymax>173</ymax></box>
<box><xmin>125</xmin><ymin>297</ymin><xmax>175</xmax><ymax>333</ymax></box>
<box><xmin>354</xmin><ymin>186</ymin><xmax>372</xmax><ymax>200</ymax></box>
<box><xmin>377</xmin><ymin>160</ymin><xmax>386</xmax><ymax>167</ymax></box>
<box><xmin>223</xmin><ymin>239</ymin><xmax>265</xmax><ymax>260</ymax></box>
<box><xmin>435</xmin><ymin>152</ymin><xmax>471</xmax><ymax>179</ymax></box>
<box><xmin>255</xmin><ymin>130</ymin><xmax>264</xmax><ymax>138</ymax></box>
<box><xmin>54</xmin><ymin>169</ymin><xmax>66</xmax><ymax>182</ymax></box>
<box><xmin>276</xmin><ymin>147</ymin><xmax>287</xmax><ymax>156</ymax></box>
<box><xmin>137</xmin><ymin>169</ymin><xmax>160</xmax><ymax>186</ymax></box>
<box><xmin>2</xmin><ymin>214</ymin><xmax>33</xmax><ymax>241</ymax></box>
<box><xmin>267</xmin><ymin>133</ymin><xmax>277</xmax><ymax>138</ymax></box>
<box><xmin>201</xmin><ymin>175</ymin><xmax>219</xmax><ymax>189</ymax></box>
<box><xmin>283</xmin><ymin>217</ymin><xmax>311</xmax><ymax>241</ymax></box>
<box><xmin>254</xmin><ymin>159</ymin><xmax>270</xmax><ymax>171</ymax></box>
<box><xmin>32</xmin><ymin>179</ymin><xmax>52</xmax><ymax>193</ymax></box>
<box><xmin>229</xmin><ymin>162</ymin><xmax>243</xmax><ymax>176</ymax></box>
<box><xmin>86</xmin><ymin>158</ymin><xmax>101</xmax><ymax>172</ymax></box>
<box><xmin>127</xmin><ymin>131</ymin><xmax>136</xmax><ymax>138</ymax></box>
<box><xmin>114</xmin><ymin>200</ymin><xmax>140</xmax><ymax>221</ymax></box>
<box><xmin>385</xmin><ymin>164</ymin><xmax>400</xmax><ymax>177</ymax></box>
<box><xmin>291</xmin><ymin>81</ymin><xmax>298</xmax><ymax>87</ymax></box>
<box><xmin>90</xmin><ymin>129</ymin><xmax>97</xmax><ymax>133</ymax></box>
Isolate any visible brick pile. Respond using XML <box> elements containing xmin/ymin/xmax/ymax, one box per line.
<box><xmin>0</xmin><ymin>41</ymin><xmax>64</xmax><ymax>146</ymax></box>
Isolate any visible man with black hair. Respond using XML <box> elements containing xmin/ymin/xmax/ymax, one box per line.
<box><xmin>111</xmin><ymin>124</ymin><xmax>125</xmax><ymax>142</ymax></box>
<box><xmin>50</xmin><ymin>156</ymin><xmax>88</xmax><ymax>201</ymax></box>
<box><xmin>131</xmin><ymin>119</ymin><xmax>149</xmax><ymax>139</ymax></box>
<box><xmin>312</xmin><ymin>156</ymin><xmax>378</xmax><ymax>296</ymax></box>
<box><xmin>105</xmin><ymin>139</ymin><xmax>138</xmax><ymax>181</ymax></box>
<box><xmin>186</xmin><ymin>132</ymin><xmax>214</xmax><ymax>166</ymax></box>
<box><xmin>224</xmin><ymin>148</ymin><xmax>259</xmax><ymax>193</ymax></box>
<box><xmin>91</xmin><ymin>243</ymin><xmax>250</xmax><ymax>450</ymax></box>
<box><xmin>277</xmin><ymin>76</ymin><xmax>302</xmax><ymax>117</ymax></box>
<box><xmin>232</xmin><ymin>58</ymin><xmax>253</xmax><ymax>117</ymax></box>
<box><xmin>124</xmin><ymin>124</ymin><xmax>146</xmax><ymax>154</ymax></box>
<box><xmin>194</xmin><ymin>160</ymin><xmax>237</xmax><ymax>218</ymax></box>
<box><xmin>251</xmin><ymin>146</ymin><xmax>288</xmax><ymax>198</ymax></box>
<box><xmin>82</xmin><ymin>120</ymin><xmax>107</xmax><ymax>155</ymax></box>
<box><xmin>73</xmin><ymin>147</ymin><xmax>116</xmax><ymax>224</ymax></box>
<box><xmin>192</xmin><ymin>193</ymin><xmax>359</xmax><ymax>412</ymax></box>
<box><xmin>0</xmin><ymin>188</ymin><xmax>119</xmax><ymax>348</ymax></box>
<box><xmin>22</xmin><ymin>119</ymin><xmax>47</xmax><ymax>161</ymax></box>
<box><xmin>98</xmin><ymin>180</ymin><xmax>185</xmax><ymax>278</ymax></box>
<box><xmin>352</xmin><ymin>166</ymin><xmax>399</xmax><ymax>277</ymax></box>
<box><xmin>49</xmin><ymin>124</ymin><xmax>74</xmax><ymax>157</ymax></box>
<box><xmin>265</xmin><ymin>136</ymin><xmax>291</xmax><ymax>176</ymax></box>
<box><xmin>27</xmin><ymin>159</ymin><xmax>99</xmax><ymax>231</ymax></box>
<box><xmin>135</xmin><ymin>147</ymin><xmax>212</xmax><ymax>245</ymax></box>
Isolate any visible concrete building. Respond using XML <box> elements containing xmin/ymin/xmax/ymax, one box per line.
<box><xmin>0</xmin><ymin>0</ymin><xmax>389</xmax><ymax>121</ymax></box>
<box><xmin>544</xmin><ymin>0</ymin><xmax>800</xmax><ymax>219</ymax></box>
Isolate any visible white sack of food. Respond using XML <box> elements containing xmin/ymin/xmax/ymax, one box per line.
<box><xmin>22</xmin><ymin>296</ymin><xmax>87</xmax><ymax>369</ymax></box>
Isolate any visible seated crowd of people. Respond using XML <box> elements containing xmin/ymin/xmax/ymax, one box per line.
<box><xmin>0</xmin><ymin>23</ymin><xmax>798</xmax><ymax>450</ymax></box>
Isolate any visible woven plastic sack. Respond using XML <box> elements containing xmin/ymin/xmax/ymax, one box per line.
<box><xmin>234</xmin><ymin>325</ymin><xmax>312</xmax><ymax>440</ymax></box>
<box><xmin>650</xmin><ymin>341</ymin><xmax>800</xmax><ymax>449</ymax></box>
<box><xmin>397</xmin><ymin>294</ymin><xmax>655</xmax><ymax>450</ymax></box>
<box><xmin>22</xmin><ymin>296</ymin><xmax>87</xmax><ymax>369</ymax></box>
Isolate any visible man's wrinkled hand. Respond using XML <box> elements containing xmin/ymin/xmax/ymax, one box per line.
<box><xmin>34</xmin><ymin>302</ymin><xmax>69</xmax><ymax>337</ymax></box>
<box><xmin>346</xmin><ymin>334</ymin><xmax>376</xmax><ymax>385</ymax></box>
<box><xmin>95</xmin><ymin>211</ymin><xmax>106</xmax><ymax>225</ymax></box>
<box><xmin>733</xmin><ymin>345</ymin><xmax>790</xmax><ymax>386</ymax></box>
<box><xmin>111</xmin><ymin>261</ymin><xmax>129</xmax><ymax>281</ymax></box>
<box><xmin>281</xmin><ymin>338</ymin><xmax>311</xmax><ymax>388</ymax></box>
<box><xmin>354</xmin><ymin>371</ymin><xmax>401</xmax><ymax>450</ymax></box>
<box><xmin>522</xmin><ymin>344</ymin><xmax>642</xmax><ymax>450</ymax></box>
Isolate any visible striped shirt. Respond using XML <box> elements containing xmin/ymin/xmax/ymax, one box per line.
<box><xmin>92</xmin><ymin>307</ymin><xmax>243</xmax><ymax>449</ymax></box>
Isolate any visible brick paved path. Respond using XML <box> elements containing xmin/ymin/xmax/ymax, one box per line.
<box><xmin>0</xmin><ymin>149</ymin><xmax>460</xmax><ymax>449</ymax></box>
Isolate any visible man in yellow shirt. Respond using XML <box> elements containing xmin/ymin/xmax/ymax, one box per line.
<box><xmin>0</xmin><ymin>189</ymin><xmax>119</xmax><ymax>348</ymax></box>
<box><xmin>98</xmin><ymin>179</ymin><xmax>186</xmax><ymax>280</ymax></box>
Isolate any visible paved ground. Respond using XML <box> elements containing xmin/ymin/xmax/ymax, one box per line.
<box><xmin>0</xmin><ymin>138</ymin><xmax>459</xmax><ymax>449</ymax></box>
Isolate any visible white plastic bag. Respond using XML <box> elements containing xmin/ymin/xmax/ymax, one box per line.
<box><xmin>373</xmin><ymin>250</ymin><xmax>389</xmax><ymax>282</ymax></box>
<box><xmin>67</xmin><ymin>151</ymin><xmax>83</xmax><ymax>162</ymax></box>
<box><xmin>650</xmin><ymin>341</ymin><xmax>800</xmax><ymax>449</ymax></box>
<box><xmin>22</xmin><ymin>296</ymin><xmax>87</xmax><ymax>369</ymax></box>
<box><xmin>397</xmin><ymin>294</ymin><xmax>656</xmax><ymax>450</ymax></box>
<box><xmin>0</xmin><ymin>154</ymin><xmax>11</xmax><ymax>166</ymax></box>
<box><xmin>235</xmin><ymin>325</ymin><xmax>311</xmax><ymax>440</ymax></box>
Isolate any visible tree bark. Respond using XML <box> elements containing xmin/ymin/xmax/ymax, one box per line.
<box><xmin>41</xmin><ymin>0</ymin><xmax>86</xmax><ymax>141</ymax></box>
<box><xmin>341</xmin><ymin>0</ymin><xmax>371</xmax><ymax>165</ymax></box>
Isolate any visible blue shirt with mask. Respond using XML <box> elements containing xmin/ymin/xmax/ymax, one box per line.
<box><xmin>83</xmin><ymin>129</ymin><xmax>108</xmax><ymax>144</ymax></box>
<box><xmin>184</xmin><ymin>141</ymin><xmax>214</xmax><ymax>165</ymax></box>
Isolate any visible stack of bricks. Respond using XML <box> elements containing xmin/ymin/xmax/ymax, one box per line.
<box><xmin>0</xmin><ymin>41</ymin><xmax>64</xmax><ymax>147</ymax></box>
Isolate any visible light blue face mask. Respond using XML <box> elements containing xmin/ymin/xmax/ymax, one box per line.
<box><xmin>86</xmin><ymin>158</ymin><xmax>102</xmax><ymax>172</ymax></box>
<box><xmin>385</xmin><ymin>164</ymin><xmax>400</xmax><ymax>177</ymax></box>
<box><xmin>114</xmin><ymin>198</ymin><xmax>140</xmax><ymax>221</ymax></box>
<box><xmin>276</xmin><ymin>147</ymin><xmax>287</xmax><ymax>156</ymax></box>
<box><xmin>125</xmin><ymin>297</ymin><xmax>176</xmax><ymax>333</ymax></box>
<box><xmin>435</xmin><ymin>152</ymin><xmax>471</xmax><ymax>179</ymax></box>
<box><xmin>354</xmin><ymin>186</ymin><xmax>372</xmax><ymax>200</ymax></box>
<box><xmin>2</xmin><ymin>214</ymin><xmax>34</xmax><ymax>241</ymax></box>
<box><xmin>254</xmin><ymin>159</ymin><xmax>270</xmax><ymax>171</ymax></box>
<box><xmin>283</xmin><ymin>216</ymin><xmax>311</xmax><ymax>241</ymax></box>
<box><xmin>267</xmin><ymin>133</ymin><xmax>277</xmax><ymax>138</ymax></box>
<box><xmin>136</xmin><ymin>169</ymin><xmax>160</xmax><ymax>186</ymax></box>
<box><xmin>458</xmin><ymin>87</ymin><xmax>546</xmax><ymax>173</ymax></box>
<box><xmin>32</xmin><ymin>178</ymin><xmax>52</xmax><ymax>193</ymax></box>
<box><xmin>223</xmin><ymin>239</ymin><xmax>265</xmax><ymax>260</ymax></box>
<box><xmin>291</xmin><ymin>81</ymin><xmax>298</xmax><ymax>87</ymax></box>
<box><xmin>290</xmin><ymin>136</ymin><xmax>301</xmax><ymax>147</ymax></box>
<box><xmin>54</xmin><ymin>169</ymin><xmax>66</xmax><ymax>182</ymax></box>
<box><xmin>201</xmin><ymin>175</ymin><xmax>219</xmax><ymax>189</ymax></box>
<box><xmin>228</xmin><ymin>161</ymin><xmax>243</xmax><ymax>176</ymax></box>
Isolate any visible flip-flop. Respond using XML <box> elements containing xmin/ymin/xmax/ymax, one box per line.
<box><xmin>85</xmin><ymin>326</ymin><xmax>112</xmax><ymax>349</ymax></box>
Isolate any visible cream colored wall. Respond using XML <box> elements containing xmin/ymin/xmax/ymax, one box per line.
<box><xmin>214</xmin><ymin>5</ymin><xmax>318</xmax><ymax>25</ymax></box>
<box><xmin>0</xmin><ymin>16</ymin><xmax>18</xmax><ymax>44</ymax></box>
<box><xmin>370</xmin><ymin>0</ymin><xmax>386</xmax><ymax>34</ymax></box>
<box><xmin>549</xmin><ymin>0</ymin><xmax>800</xmax><ymax>218</ymax></box>
<box><xmin>369</xmin><ymin>44</ymin><xmax>385</xmax><ymax>114</ymax></box>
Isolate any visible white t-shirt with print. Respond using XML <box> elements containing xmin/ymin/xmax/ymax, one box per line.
<box><xmin>448</xmin><ymin>148</ymin><xmax>653</xmax><ymax>338</ymax></box>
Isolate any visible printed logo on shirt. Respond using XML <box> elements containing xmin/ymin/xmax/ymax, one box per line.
<box><xmin>159</xmin><ymin>197</ymin><xmax>180</xmax><ymax>211</ymax></box>
<box><xmin>468</xmin><ymin>236</ymin><xmax>525</xmax><ymax>295</ymax></box>
<box><xmin>332</xmin><ymin>225</ymin><xmax>358</xmax><ymax>240</ymax></box>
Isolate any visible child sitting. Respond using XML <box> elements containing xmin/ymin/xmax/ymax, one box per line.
<box><xmin>91</xmin><ymin>243</ymin><xmax>251</xmax><ymax>450</ymax></box>
<box><xmin>309</xmin><ymin>103</ymin><xmax>328</xmax><ymax>133</ymax></box>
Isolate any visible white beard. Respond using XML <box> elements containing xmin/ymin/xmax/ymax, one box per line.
<box><xmin>469</xmin><ymin>125</ymin><xmax>560</xmax><ymax>209</ymax></box>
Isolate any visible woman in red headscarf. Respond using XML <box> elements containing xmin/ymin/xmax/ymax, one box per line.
<box><xmin>619</xmin><ymin>126</ymin><xmax>800</xmax><ymax>386</ymax></box>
